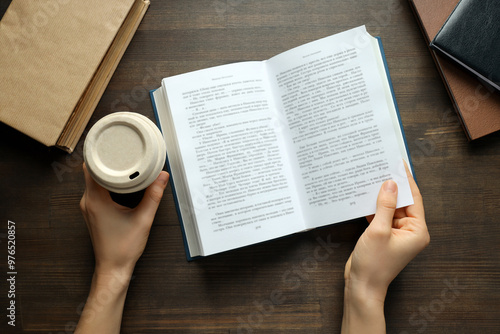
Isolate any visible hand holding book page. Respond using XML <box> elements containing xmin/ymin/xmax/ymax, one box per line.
<box><xmin>153</xmin><ymin>25</ymin><xmax>414</xmax><ymax>258</ymax></box>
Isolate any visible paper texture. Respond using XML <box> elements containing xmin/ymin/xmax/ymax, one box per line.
<box><xmin>0</xmin><ymin>0</ymin><xmax>147</xmax><ymax>151</ymax></box>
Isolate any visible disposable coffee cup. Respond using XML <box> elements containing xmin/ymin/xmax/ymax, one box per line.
<box><xmin>83</xmin><ymin>112</ymin><xmax>166</xmax><ymax>208</ymax></box>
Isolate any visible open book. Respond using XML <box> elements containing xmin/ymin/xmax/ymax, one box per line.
<box><xmin>151</xmin><ymin>26</ymin><xmax>414</xmax><ymax>259</ymax></box>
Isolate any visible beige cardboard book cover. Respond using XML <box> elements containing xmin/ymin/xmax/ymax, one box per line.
<box><xmin>0</xmin><ymin>0</ymin><xmax>150</xmax><ymax>152</ymax></box>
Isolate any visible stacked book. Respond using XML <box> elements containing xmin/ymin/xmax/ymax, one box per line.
<box><xmin>409</xmin><ymin>0</ymin><xmax>500</xmax><ymax>140</ymax></box>
<box><xmin>0</xmin><ymin>0</ymin><xmax>150</xmax><ymax>152</ymax></box>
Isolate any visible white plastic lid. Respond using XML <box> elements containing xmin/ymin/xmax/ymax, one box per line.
<box><xmin>83</xmin><ymin>112</ymin><xmax>166</xmax><ymax>193</ymax></box>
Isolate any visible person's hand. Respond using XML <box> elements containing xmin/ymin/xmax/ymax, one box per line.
<box><xmin>344</xmin><ymin>163</ymin><xmax>429</xmax><ymax>301</ymax></box>
<box><xmin>341</xmin><ymin>163</ymin><xmax>429</xmax><ymax>334</ymax></box>
<box><xmin>76</xmin><ymin>163</ymin><xmax>169</xmax><ymax>334</ymax></box>
<box><xmin>80</xmin><ymin>163</ymin><xmax>169</xmax><ymax>277</ymax></box>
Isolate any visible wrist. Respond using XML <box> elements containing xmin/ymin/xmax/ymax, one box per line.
<box><xmin>76</xmin><ymin>266</ymin><xmax>132</xmax><ymax>333</ymax></box>
<box><xmin>93</xmin><ymin>266</ymin><xmax>133</xmax><ymax>292</ymax></box>
<box><xmin>342</xmin><ymin>279</ymin><xmax>387</xmax><ymax>334</ymax></box>
<box><xmin>344</xmin><ymin>278</ymin><xmax>387</xmax><ymax>306</ymax></box>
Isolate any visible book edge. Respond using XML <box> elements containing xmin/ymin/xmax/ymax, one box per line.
<box><xmin>150</xmin><ymin>88</ymin><xmax>197</xmax><ymax>262</ymax></box>
<box><xmin>375</xmin><ymin>37</ymin><xmax>417</xmax><ymax>182</ymax></box>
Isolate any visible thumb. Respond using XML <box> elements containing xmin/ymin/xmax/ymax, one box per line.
<box><xmin>134</xmin><ymin>171</ymin><xmax>169</xmax><ymax>223</ymax></box>
<box><xmin>370</xmin><ymin>180</ymin><xmax>398</xmax><ymax>232</ymax></box>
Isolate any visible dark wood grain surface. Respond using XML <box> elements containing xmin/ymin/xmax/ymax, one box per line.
<box><xmin>1</xmin><ymin>0</ymin><xmax>499</xmax><ymax>333</ymax></box>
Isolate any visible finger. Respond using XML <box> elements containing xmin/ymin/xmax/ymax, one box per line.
<box><xmin>344</xmin><ymin>254</ymin><xmax>353</xmax><ymax>281</ymax></box>
<box><xmin>79</xmin><ymin>190</ymin><xmax>87</xmax><ymax>216</ymax></box>
<box><xmin>370</xmin><ymin>180</ymin><xmax>398</xmax><ymax>234</ymax></box>
<box><xmin>393</xmin><ymin>207</ymin><xmax>407</xmax><ymax>220</ymax></box>
<box><xmin>403</xmin><ymin>162</ymin><xmax>425</xmax><ymax>220</ymax></box>
<box><xmin>80</xmin><ymin>168</ymin><xmax>94</xmax><ymax>241</ymax></box>
<box><xmin>82</xmin><ymin>163</ymin><xmax>112</xmax><ymax>204</ymax></box>
<box><xmin>134</xmin><ymin>171</ymin><xmax>169</xmax><ymax>225</ymax></box>
<box><xmin>392</xmin><ymin>217</ymin><xmax>415</xmax><ymax>230</ymax></box>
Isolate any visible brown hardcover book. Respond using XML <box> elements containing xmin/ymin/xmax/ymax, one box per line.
<box><xmin>0</xmin><ymin>0</ymin><xmax>150</xmax><ymax>152</ymax></box>
<box><xmin>409</xmin><ymin>0</ymin><xmax>500</xmax><ymax>140</ymax></box>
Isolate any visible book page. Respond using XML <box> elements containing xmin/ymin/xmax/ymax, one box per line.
<box><xmin>266</xmin><ymin>26</ymin><xmax>413</xmax><ymax>228</ymax></box>
<box><xmin>162</xmin><ymin>62</ymin><xmax>305</xmax><ymax>256</ymax></box>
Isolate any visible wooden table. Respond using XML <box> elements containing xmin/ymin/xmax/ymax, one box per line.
<box><xmin>1</xmin><ymin>1</ymin><xmax>499</xmax><ymax>333</ymax></box>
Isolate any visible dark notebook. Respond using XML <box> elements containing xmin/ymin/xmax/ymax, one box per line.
<box><xmin>410</xmin><ymin>0</ymin><xmax>500</xmax><ymax>141</ymax></box>
<box><xmin>430</xmin><ymin>0</ymin><xmax>500</xmax><ymax>91</ymax></box>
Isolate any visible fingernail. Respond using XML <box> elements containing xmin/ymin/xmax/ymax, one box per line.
<box><xmin>383</xmin><ymin>180</ymin><xmax>397</xmax><ymax>193</ymax></box>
